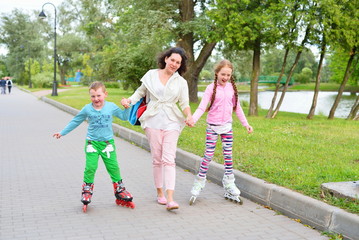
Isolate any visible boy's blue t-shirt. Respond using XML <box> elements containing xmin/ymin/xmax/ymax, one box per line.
<box><xmin>60</xmin><ymin>101</ymin><xmax>129</xmax><ymax>141</ymax></box>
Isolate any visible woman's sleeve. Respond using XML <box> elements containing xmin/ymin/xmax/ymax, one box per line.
<box><xmin>178</xmin><ymin>79</ymin><xmax>190</xmax><ymax>111</ymax></box>
<box><xmin>129</xmin><ymin>83</ymin><xmax>147</xmax><ymax>105</ymax></box>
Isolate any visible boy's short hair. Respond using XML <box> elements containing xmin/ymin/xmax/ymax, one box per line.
<box><xmin>89</xmin><ymin>81</ymin><xmax>106</xmax><ymax>92</ymax></box>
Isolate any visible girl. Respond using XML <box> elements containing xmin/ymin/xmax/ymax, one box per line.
<box><xmin>189</xmin><ymin>59</ymin><xmax>253</xmax><ymax>205</ymax></box>
<box><xmin>121</xmin><ymin>47</ymin><xmax>193</xmax><ymax>211</ymax></box>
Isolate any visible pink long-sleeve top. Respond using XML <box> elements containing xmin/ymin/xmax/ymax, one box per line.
<box><xmin>192</xmin><ymin>82</ymin><xmax>249</xmax><ymax>127</ymax></box>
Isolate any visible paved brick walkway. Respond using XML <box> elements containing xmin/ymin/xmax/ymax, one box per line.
<box><xmin>0</xmin><ymin>87</ymin><xmax>329</xmax><ymax>240</ymax></box>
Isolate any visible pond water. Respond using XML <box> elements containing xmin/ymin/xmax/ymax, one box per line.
<box><xmin>198</xmin><ymin>91</ymin><xmax>358</xmax><ymax>118</ymax></box>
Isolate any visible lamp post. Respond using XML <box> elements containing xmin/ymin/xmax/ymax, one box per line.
<box><xmin>39</xmin><ymin>2</ymin><xmax>57</xmax><ymax>96</ymax></box>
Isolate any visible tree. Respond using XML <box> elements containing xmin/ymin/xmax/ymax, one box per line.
<box><xmin>328</xmin><ymin>0</ymin><xmax>359</xmax><ymax>119</ymax></box>
<box><xmin>307</xmin><ymin>0</ymin><xmax>341</xmax><ymax>119</ymax></box>
<box><xmin>56</xmin><ymin>34</ymin><xmax>90</xmax><ymax>84</ymax></box>
<box><xmin>177</xmin><ymin>0</ymin><xmax>217</xmax><ymax>102</ymax></box>
<box><xmin>0</xmin><ymin>56</ymin><xmax>10</xmax><ymax>77</ymax></box>
<box><xmin>347</xmin><ymin>94</ymin><xmax>359</xmax><ymax>120</ymax></box>
<box><xmin>0</xmin><ymin>9</ymin><xmax>48</xmax><ymax>83</ymax></box>
<box><xmin>114</xmin><ymin>0</ymin><xmax>217</xmax><ymax>100</ymax></box>
<box><xmin>265</xmin><ymin>0</ymin><xmax>315</xmax><ymax>118</ymax></box>
<box><xmin>67</xmin><ymin>0</ymin><xmax>216</xmax><ymax>99</ymax></box>
<box><xmin>267</xmin><ymin>0</ymin><xmax>321</xmax><ymax>119</ymax></box>
<box><xmin>209</xmin><ymin>0</ymin><xmax>285</xmax><ymax>116</ymax></box>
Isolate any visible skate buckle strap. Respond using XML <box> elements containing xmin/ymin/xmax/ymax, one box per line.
<box><xmin>82</xmin><ymin>184</ymin><xmax>93</xmax><ymax>194</ymax></box>
<box><xmin>116</xmin><ymin>184</ymin><xmax>125</xmax><ymax>193</ymax></box>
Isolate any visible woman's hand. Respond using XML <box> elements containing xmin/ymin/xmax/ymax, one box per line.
<box><xmin>121</xmin><ymin>98</ymin><xmax>131</xmax><ymax>109</ymax></box>
<box><xmin>185</xmin><ymin>116</ymin><xmax>194</xmax><ymax>127</ymax></box>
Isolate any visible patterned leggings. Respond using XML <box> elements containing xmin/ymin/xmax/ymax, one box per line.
<box><xmin>198</xmin><ymin>127</ymin><xmax>233</xmax><ymax>178</ymax></box>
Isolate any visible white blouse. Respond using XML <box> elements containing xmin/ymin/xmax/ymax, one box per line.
<box><xmin>129</xmin><ymin>69</ymin><xmax>190</xmax><ymax>131</ymax></box>
<box><xmin>145</xmin><ymin>73</ymin><xmax>180</xmax><ymax>131</ymax></box>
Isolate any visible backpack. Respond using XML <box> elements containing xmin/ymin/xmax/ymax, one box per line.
<box><xmin>128</xmin><ymin>97</ymin><xmax>147</xmax><ymax>126</ymax></box>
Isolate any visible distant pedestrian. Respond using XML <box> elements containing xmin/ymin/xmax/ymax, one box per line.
<box><xmin>121</xmin><ymin>47</ymin><xmax>194</xmax><ymax>211</ymax></box>
<box><xmin>0</xmin><ymin>77</ymin><xmax>6</xmax><ymax>94</ymax></box>
<box><xmin>53</xmin><ymin>81</ymin><xmax>135</xmax><ymax>212</ymax></box>
<box><xmin>6</xmin><ymin>78</ymin><xmax>13</xmax><ymax>94</ymax></box>
<box><xmin>189</xmin><ymin>59</ymin><xmax>253</xmax><ymax>205</ymax></box>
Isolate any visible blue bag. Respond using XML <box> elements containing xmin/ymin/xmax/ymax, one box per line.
<box><xmin>128</xmin><ymin>97</ymin><xmax>147</xmax><ymax>125</ymax></box>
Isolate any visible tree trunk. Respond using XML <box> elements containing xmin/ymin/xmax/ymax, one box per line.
<box><xmin>267</xmin><ymin>1</ymin><xmax>299</xmax><ymax>118</ymax></box>
<box><xmin>182</xmin><ymin>42</ymin><xmax>216</xmax><ymax>102</ymax></box>
<box><xmin>57</xmin><ymin>60</ymin><xmax>67</xmax><ymax>85</ymax></box>
<box><xmin>328</xmin><ymin>47</ymin><xmax>356</xmax><ymax>119</ymax></box>
<box><xmin>249</xmin><ymin>38</ymin><xmax>260</xmax><ymax>116</ymax></box>
<box><xmin>266</xmin><ymin>48</ymin><xmax>289</xmax><ymax>118</ymax></box>
<box><xmin>346</xmin><ymin>94</ymin><xmax>359</xmax><ymax>120</ymax></box>
<box><xmin>307</xmin><ymin>42</ymin><xmax>326</xmax><ymax>119</ymax></box>
<box><xmin>271</xmin><ymin>25</ymin><xmax>311</xmax><ymax>118</ymax></box>
<box><xmin>178</xmin><ymin>0</ymin><xmax>216</xmax><ymax>103</ymax></box>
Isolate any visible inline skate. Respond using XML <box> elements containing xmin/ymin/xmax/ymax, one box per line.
<box><xmin>81</xmin><ymin>183</ymin><xmax>94</xmax><ymax>212</ymax></box>
<box><xmin>189</xmin><ymin>176</ymin><xmax>206</xmax><ymax>205</ymax></box>
<box><xmin>113</xmin><ymin>180</ymin><xmax>135</xmax><ymax>209</ymax></box>
<box><xmin>222</xmin><ymin>174</ymin><xmax>243</xmax><ymax>204</ymax></box>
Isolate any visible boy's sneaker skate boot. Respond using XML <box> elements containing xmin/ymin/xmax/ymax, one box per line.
<box><xmin>113</xmin><ymin>180</ymin><xmax>135</xmax><ymax>209</ymax></box>
<box><xmin>189</xmin><ymin>176</ymin><xmax>206</xmax><ymax>205</ymax></box>
<box><xmin>81</xmin><ymin>183</ymin><xmax>94</xmax><ymax>212</ymax></box>
<box><xmin>222</xmin><ymin>174</ymin><xmax>243</xmax><ymax>204</ymax></box>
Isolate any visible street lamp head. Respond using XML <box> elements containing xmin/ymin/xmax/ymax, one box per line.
<box><xmin>38</xmin><ymin>10</ymin><xmax>47</xmax><ymax>19</ymax></box>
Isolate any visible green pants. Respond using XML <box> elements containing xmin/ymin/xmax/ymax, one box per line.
<box><xmin>83</xmin><ymin>139</ymin><xmax>122</xmax><ymax>183</ymax></box>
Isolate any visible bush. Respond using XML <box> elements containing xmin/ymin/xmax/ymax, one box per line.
<box><xmin>104</xmin><ymin>81</ymin><xmax>121</xmax><ymax>88</ymax></box>
<box><xmin>32</xmin><ymin>72</ymin><xmax>60</xmax><ymax>88</ymax></box>
<box><xmin>294</xmin><ymin>67</ymin><xmax>313</xmax><ymax>83</ymax></box>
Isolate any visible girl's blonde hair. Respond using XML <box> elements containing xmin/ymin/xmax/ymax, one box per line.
<box><xmin>207</xmin><ymin>59</ymin><xmax>238</xmax><ymax>111</ymax></box>
<box><xmin>89</xmin><ymin>81</ymin><xmax>106</xmax><ymax>92</ymax></box>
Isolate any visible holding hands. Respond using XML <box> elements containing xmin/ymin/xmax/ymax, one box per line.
<box><xmin>121</xmin><ymin>98</ymin><xmax>131</xmax><ymax>109</ymax></box>
<box><xmin>185</xmin><ymin>116</ymin><xmax>194</xmax><ymax>127</ymax></box>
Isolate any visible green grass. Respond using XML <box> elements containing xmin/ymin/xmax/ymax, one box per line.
<box><xmin>265</xmin><ymin>83</ymin><xmax>359</xmax><ymax>92</ymax></box>
<box><xmin>199</xmin><ymin>82</ymin><xmax>359</xmax><ymax>92</ymax></box>
<box><xmin>198</xmin><ymin>83</ymin><xmax>252</xmax><ymax>92</ymax></box>
<box><xmin>43</xmin><ymin>86</ymin><xmax>359</xmax><ymax>214</ymax></box>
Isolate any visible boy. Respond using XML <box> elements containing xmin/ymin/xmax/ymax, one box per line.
<box><xmin>53</xmin><ymin>81</ymin><xmax>134</xmax><ymax>211</ymax></box>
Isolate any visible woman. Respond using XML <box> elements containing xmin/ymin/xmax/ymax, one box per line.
<box><xmin>121</xmin><ymin>47</ymin><xmax>193</xmax><ymax>211</ymax></box>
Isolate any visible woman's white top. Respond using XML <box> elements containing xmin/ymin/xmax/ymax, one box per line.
<box><xmin>129</xmin><ymin>69</ymin><xmax>190</xmax><ymax>131</ymax></box>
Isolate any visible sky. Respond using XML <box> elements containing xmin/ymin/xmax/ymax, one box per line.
<box><xmin>0</xmin><ymin>0</ymin><xmax>64</xmax><ymax>15</ymax></box>
<box><xmin>0</xmin><ymin>0</ymin><xmax>64</xmax><ymax>55</ymax></box>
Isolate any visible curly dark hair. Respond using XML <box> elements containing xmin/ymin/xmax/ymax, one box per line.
<box><xmin>157</xmin><ymin>47</ymin><xmax>188</xmax><ymax>76</ymax></box>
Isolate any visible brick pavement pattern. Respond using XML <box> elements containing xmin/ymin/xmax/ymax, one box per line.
<box><xmin>0</xmin><ymin>87</ymin><xmax>329</xmax><ymax>240</ymax></box>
